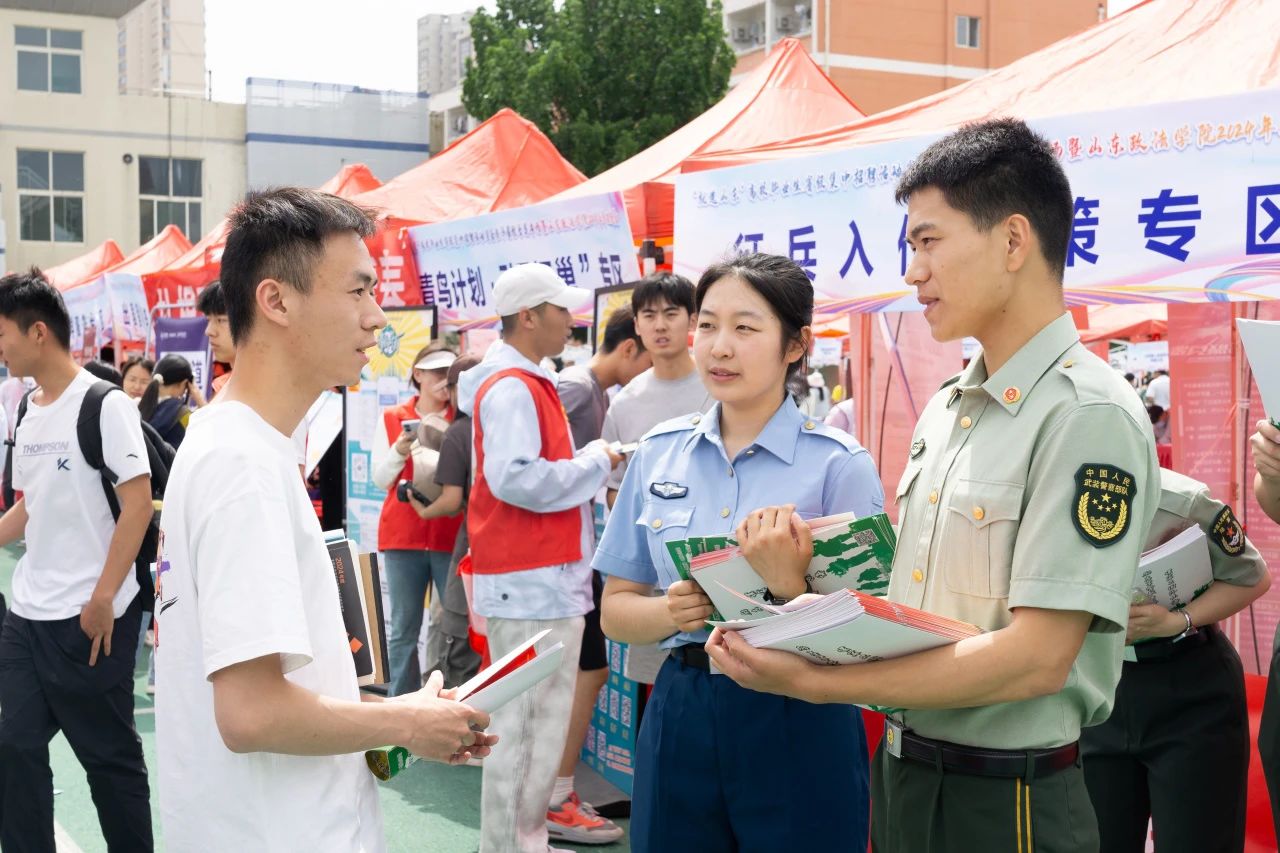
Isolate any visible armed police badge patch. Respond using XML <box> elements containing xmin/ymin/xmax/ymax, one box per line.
<box><xmin>1072</xmin><ymin>464</ymin><xmax>1136</xmax><ymax>548</ymax></box>
<box><xmin>1210</xmin><ymin>505</ymin><xmax>1246</xmax><ymax>555</ymax></box>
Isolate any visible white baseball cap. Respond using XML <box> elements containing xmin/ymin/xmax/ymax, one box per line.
<box><xmin>493</xmin><ymin>263</ymin><xmax>591</xmax><ymax>316</ymax></box>
<box><xmin>415</xmin><ymin>351</ymin><xmax>457</xmax><ymax>371</ymax></box>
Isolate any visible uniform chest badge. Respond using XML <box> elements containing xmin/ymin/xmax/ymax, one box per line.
<box><xmin>1211</xmin><ymin>505</ymin><xmax>1246</xmax><ymax>556</ymax></box>
<box><xmin>650</xmin><ymin>482</ymin><xmax>689</xmax><ymax>500</ymax></box>
<box><xmin>910</xmin><ymin>438</ymin><xmax>926</xmax><ymax>459</ymax></box>
<box><xmin>1072</xmin><ymin>464</ymin><xmax>1136</xmax><ymax>548</ymax></box>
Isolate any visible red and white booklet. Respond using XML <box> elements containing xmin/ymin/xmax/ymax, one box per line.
<box><xmin>454</xmin><ymin>629</ymin><xmax>565</xmax><ymax>713</ymax></box>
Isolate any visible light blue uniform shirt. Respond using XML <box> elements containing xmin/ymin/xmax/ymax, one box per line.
<box><xmin>593</xmin><ymin>395</ymin><xmax>884</xmax><ymax>649</ymax></box>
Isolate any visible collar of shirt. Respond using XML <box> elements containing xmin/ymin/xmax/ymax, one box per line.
<box><xmin>487</xmin><ymin>340</ymin><xmax>555</xmax><ymax>381</ymax></box>
<box><xmin>683</xmin><ymin>395</ymin><xmax>806</xmax><ymax>463</ymax></box>
<box><xmin>951</xmin><ymin>312</ymin><xmax>1080</xmax><ymax>416</ymax></box>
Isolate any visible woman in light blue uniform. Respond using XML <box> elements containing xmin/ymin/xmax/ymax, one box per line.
<box><xmin>594</xmin><ymin>253</ymin><xmax>884</xmax><ymax>852</ymax></box>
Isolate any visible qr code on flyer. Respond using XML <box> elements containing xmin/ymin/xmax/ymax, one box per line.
<box><xmin>853</xmin><ymin>530</ymin><xmax>878</xmax><ymax>546</ymax></box>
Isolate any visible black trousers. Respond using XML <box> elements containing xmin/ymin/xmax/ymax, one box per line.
<box><xmin>0</xmin><ymin>597</ymin><xmax>152</xmax><ymax>852</ymax></box>
<box><xmin>1081</xmin><ymin>629</ymin><xmax>1248</xmax><ymax>853</ymax></box>
<box><xmin>1258</xmin><ymin>643</ymin><xmax>1280</xmax><ymax>844</ymax></box>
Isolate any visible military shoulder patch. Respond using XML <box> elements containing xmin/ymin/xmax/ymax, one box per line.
<box><xmin>1072</xmin><ymin>464</ymin><xmax>1136</xmax><ymax>548</ymax></box>
<box><xmin>1210</xmin><ymin>505</ymin><xmax>1245</xmax><ymax>555</ymax></box>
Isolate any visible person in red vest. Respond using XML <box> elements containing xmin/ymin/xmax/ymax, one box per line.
<box><xmin>371</xmin><ymin>342</ymin><xmax>463</xmax><ymax>697</ymax></box>
<box><xmin>457</xmin><ymin>263</ymin><xmax>622</xmax><ymax>853</ymax></box>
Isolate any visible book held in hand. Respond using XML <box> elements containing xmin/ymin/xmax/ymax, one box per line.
<box><xmin>669</xmin><ymin>512</ymin><xmax>897</xmax><ymax>623</ymax></box>
<box><xmin>1131</xmin><ymin>525</ymin><xmax>1213</xmax><ymax>610</ymax></box>
<box><xmin>366</xmin><ymin>630</ymin><xmax>565</xmax><ymax>781</ymax></box>
<box><xmin>324</xmin><ymin>533</ymin><xmax>389</xmax><ymax>687</ymax></box>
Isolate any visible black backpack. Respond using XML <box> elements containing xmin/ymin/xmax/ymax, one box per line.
<box><xmin>3</xmin><ymin>380</ymin><xmax>176</xmax><ymax>611</ymax></box>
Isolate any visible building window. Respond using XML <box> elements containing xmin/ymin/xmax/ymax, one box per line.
<box><xmin>138</xmin><ymin>156</ymin><xmax>202</xmax><ymax>242</ymax></box>
<box><xmin>956</xmin><ymin>15</ymin><xmax>980</xmax><ymax>49</ymax></box>
<box><xmin>15</xmin><ymin>25</ymin><xmax>82</xmax><ymax>93</ymax></box>
<box><xmin>17</xmin><ymin>149</ymin><xmax>85</xmax><ymax>243</ymax></box>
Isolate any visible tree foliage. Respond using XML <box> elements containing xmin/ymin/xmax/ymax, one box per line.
<box><xmin>462</xmin><ymin>0</ymin><xmax>736</xmax><ymax>176</ymax></box>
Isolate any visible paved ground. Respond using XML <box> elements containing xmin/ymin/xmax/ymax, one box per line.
<box><xmin>0</xmin><ymin>545</ymin><xmax>630</xmax><ymax>852</ymax></box>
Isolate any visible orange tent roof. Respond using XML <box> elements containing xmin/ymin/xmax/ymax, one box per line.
<box><xmin>317</xmin><ymin>163</ymin><xmax>382</xmax><ymax>197</ymax></box>
<box><xmin>350</xmin><ymin>108</ymin><xmax>587</xmax><ymax>231</ymax></box>
<box><xmin>555</xmin><ymin>38</ymin><xmax>864</xmax><ymax>240</ymax></box>
<box><xmin>687</xmin><ymin>0</ymin><xmax>1280</xmax><ymax>171</ymax></box>
<box><xmin>43</xmin><ymin>240</ymin><xmax>124</xmax><ymax>291</ymax></box>
<box><xmin>144</xmin><ymin>162</ymin><xmax>384</xmax><ymax>305</ymax></box>
<box><xmin>61</xmin><ymin>225</ymin><xmax>194</xmax><ymax>291</ymax></box>
<box><xmin>1078</xmin><ymin>303</ymin><xmax>1167</xmax><ymax>343</ymax></box>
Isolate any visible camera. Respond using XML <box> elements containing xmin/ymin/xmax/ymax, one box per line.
<box><xmin>396</xmin><ymin>479</ymin><xmax>429</xmax><ymax>503</ymax></box>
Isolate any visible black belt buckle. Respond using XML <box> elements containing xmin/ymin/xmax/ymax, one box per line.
<box><xmin>884</xmin><ymin>719</ymin><xmax>906</xmax><ymax>759</ymax></box>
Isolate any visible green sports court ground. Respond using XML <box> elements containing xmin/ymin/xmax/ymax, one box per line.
<box><xmin>0</xmin><ymin>545</ymin><xmax>631</xmax><ymax>852</ymax></box>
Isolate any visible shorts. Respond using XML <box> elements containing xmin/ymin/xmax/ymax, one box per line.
<box><xmin>579</xmin><ymin>570</ymin><xmax>608</xmax><ymax>671</ymax></box>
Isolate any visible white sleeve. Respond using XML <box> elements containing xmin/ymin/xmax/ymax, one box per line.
<box><xmin>187</xmin><ymin>460</ymin><xmax>313</xmax><ymax>678</ymax></box>
<box><xmin>370</xmin><ymin>411</ymin><xmax>408</xmax><ymax>490</ymax></box>
<box><xmin>601</xmin><ymin>406</ymin><xmax>627</xmax><ymax>491</ymax></box>
<box><xmin>478</xmin><ymin>376</ymin><xmax>610</xmax><ymax>513</ymax></box>
<box><xmin>100</xmin><ymin>391</ymin><xmax>152</xmax><ymax>486</ymax></box>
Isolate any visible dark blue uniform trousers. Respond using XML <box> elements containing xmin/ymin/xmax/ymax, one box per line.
<box><xmin>631</xmin><ymin>654</ymin><xmax>869</xmax><ymax>853</ymax></box>
<box><xmin>0</xmin><ymin>597</ymin><xmax>151</xmax><ymax>852</ymax></box>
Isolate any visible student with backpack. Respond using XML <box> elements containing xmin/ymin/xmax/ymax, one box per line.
<box><xmin>0</xmin><ymin>269</ymin><xmax>156</xmax><ymax>851</ymax></box>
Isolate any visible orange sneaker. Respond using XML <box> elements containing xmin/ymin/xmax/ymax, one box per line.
<box><xmin>546</xmin><ymin>792</ymin><xmax>623</xmax><ymax>845</ymax></box>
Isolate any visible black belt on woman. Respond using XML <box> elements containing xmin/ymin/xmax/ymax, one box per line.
<box><xmin>669</xmin><ymin>644</ymin><xmax>712</xmax><ymax>671</ymax></box>
<box><xmin>1130</xmin><ymin>624</ymin><xmax>1215</xmax><ymax>662</ymax></box>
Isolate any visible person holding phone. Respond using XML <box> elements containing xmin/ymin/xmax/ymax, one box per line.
<box><xmin>371</xmin><ymin>343</ymin><xmax>463</xmax><ymax>697</ymax></box>
<box><xmin>138</xmin><ymin>353</ymin><xmax>205</xmax><ymax>449</ymax></box>
<box><xmin>594</xmin><ymin>253</ymin><xmax>884</xmax><ymax>851</ymax></box>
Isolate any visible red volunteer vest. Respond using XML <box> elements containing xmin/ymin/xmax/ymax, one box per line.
<box><xmin>468</xmin><ymin>368</ymin><xmax>582</xmax><ymax>573</ymax></box>
<box><xmin>376</xmin><ymin>397</ymin><xmax>463</xmax><ymax>552</ymax></box>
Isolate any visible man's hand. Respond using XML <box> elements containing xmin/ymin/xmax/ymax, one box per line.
<box><xmin>397</xmin><ymin>671</ymin><xmax>498</xmax><ymax>765</ymax></box>
<box><xmin>1251</xmin><ymin>420</ymin><xmax>1280</xmax><ymax>481</ymax></box>
<box><xmin>80</xmin><ymin>594</ymin><xmax>115</xmax><ymax>666</ymax></box>
<box><xmin>186</xmin><ymin>379</ymin><xmax>207</xmax><ymax>408</ymax></box>
<box><xmin>406</xmin><ymin>491</ymin><xmax>430</xmax><ymax>519</ymax></box>
<box><xmin>705</xmin><ymin>626</ymin><xmax>818</xmax><ymax>700</ymax></box>
<box><xmin>736</xmin><ymin>505</ymin><xmax>812</xmax><ymax>600</ymax></box>
<box><xmin>1126</xmin><ymin>604</ymin><xmax>1185</xmax><ymax>643</ymax></box>
<box><xmin>604</xmin><ymin>445</ymin><xmax>624</xmax><ymax>469</ymax></box>
<box><xmin>666</xmin><ymin>580</ymin><xmax>714</xmax><ymax>632</ymax></box>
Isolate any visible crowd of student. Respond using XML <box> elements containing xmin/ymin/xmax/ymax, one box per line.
<box><xmin>1</xmin><ymin>118</ymin><xmax>1280</xmax><ymax>853</ymax></box>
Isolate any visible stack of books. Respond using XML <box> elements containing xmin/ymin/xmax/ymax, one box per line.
<box><xmin>325</xmin><ymin>533</ymin><xmax>389</xmax><ymax>687</ymax></box>
<box><xmin>667</xmin><ymin>512</ymin><xmax>896</xmax><ymax>622</ymax></box>
<box><xmin>717</xmin><ymin>588</ymin><xmax>982</xmax><ymax>666</ymax></box>
<box><xmin>1131</xmin><ymin>524</ymin><xmax>1213</xmax><ymax>609</ymax></box>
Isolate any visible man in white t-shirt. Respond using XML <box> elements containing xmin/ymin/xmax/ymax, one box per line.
<box><xmin>599</xmin><ymin>273</ymin><xmax>712</xmax><ymax>689</ymax></box>
<box><xmin>155</xmin><ymin>187</ymin><xmax>497</xmax><ymax>851</ymax></box>
<box><xmin>0</xmin><ymin>269</ymin><xmax>155</xmax><ymax>850</ymax></box>
<box><xmin>1144</xmin><ymin>369</ymin><xmax>1171</xmax><ymax>410</ymax></box>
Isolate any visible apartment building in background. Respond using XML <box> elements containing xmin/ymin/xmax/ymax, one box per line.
<box><xmin>117</xmin><ymin>0</ymin><xmax>206</xmax><ymax>96</ymax></box>
<box><xmin>724</xmin><ymin>0</ymin><xmax>1103</xmax><ymax>114</ymax></box>
<box><xmin>418</xmin><ymin>9</ymin><xmax>477</xmax><ymax>155</ymax></box>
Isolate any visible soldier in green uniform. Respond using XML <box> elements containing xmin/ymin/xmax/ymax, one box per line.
<box><xmin>706</xmin><ymin>118</ymin><xmax>1160</xmax><ymax>852</ymax></box>
<box><xmin>1082</xmin><ymin>468</ymin><xmax>1269</xmax><ymax>852</ymax></box>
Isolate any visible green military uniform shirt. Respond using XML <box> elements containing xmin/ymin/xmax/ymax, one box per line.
<box><xmin>888</xmin><ymin>312</ymin><xmax>1160</xmax><ymax>749</ymax></box>
<box><xmin>1146</xmin><ymin>468</ymin><xmax>1265</xmax><ymax>586</ymax></box>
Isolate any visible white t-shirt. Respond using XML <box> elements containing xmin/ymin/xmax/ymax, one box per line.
<box><xmin>600</xmin><ymin>366</ymin><xmax>713</xmax><ymax>490</ymax></box>
<box><xmin>11</xmin><ymin>369</ymin><xmax>150</xmax><ymax>620</ymax></box>
<box><xmin>1145</xmin><ymin>374</ymin><xmax>1171</xmax><ymax>409</ymax></box>
<box><xmin>155</xmin><ymin>402</ymin><xmax>384</xmax><ymax>852</ymax></box>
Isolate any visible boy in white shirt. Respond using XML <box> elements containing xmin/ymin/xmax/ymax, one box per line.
<box><xmin>0</xmin><ymin>269</ymin><xmax>155</xmax><ymax>850</ymax></box>
<box><xmin>155</xmin><ymin>187</ymin><xmax>497</xmax><ymax>851</ymax></box>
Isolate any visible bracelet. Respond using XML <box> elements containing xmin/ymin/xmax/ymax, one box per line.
<box><xmin>1173</xmin><ymin>608</ymin><xmax>1196</xmax><ymax>642</ymax></box>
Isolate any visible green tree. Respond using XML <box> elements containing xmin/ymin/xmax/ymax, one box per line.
<box><xmin>462</xmin><ymin>0</ymin><xmax>736</xmax><ymax>176</ymax></box>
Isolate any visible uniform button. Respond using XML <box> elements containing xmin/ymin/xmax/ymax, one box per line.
<box><xmin>728</xmin><ymin>468</ymin><xmax>735</xmax><ymax>478</ymax></box>
<box><xmin>691</xmin><ymin>415</ymin><xmax>701</xmax><ymax>425</ymax></box>
<box><xmin>804</xmin><ymin>421</ymin><xmax>816</xmax><ymax>430</ymax></box>
<box><xmin>960</xmin><ymin>416</ymin><xmax>972</xmax><ymax>429</ymax></box>
<box><xmin>911</xmin><ymin>569</ymin><xmax>924</xmax><ymax>583</ymax></box>
<box><xmin>746</xmin><ymin>449</ymin><xmax>755</xmax><ymax>456</ymax></box>
<box><xmin>651</xmin><ymin>518</ymin><xmax>663</xmax><ymax>530</ymax></box>
<box><xmin>720</xmin><ymin>507</ymin><xmax>730</xmax><ymax>518</ymax></box>
<box><xmin>972</xmin><ymin>506</ymin><xmax>985</xmax><ymax>521</ymax></box>
<box><xmin>1062</xmin><ymin>359</ymin><xmax>1074</xmax><ymax>368</ymax></box>
<box><xmin>928</xmin><ymin>490</ymin><xmax>939</xmax><ymax>504</ymax></box>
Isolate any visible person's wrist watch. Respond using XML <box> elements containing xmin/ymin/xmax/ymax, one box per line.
<box><xmin>1172</xmin><ymin>608</ymin><xmax>1197</xmax><ymax>642</ymax></box>
<box><xmin>763</xmin><ymin>578</ymin><xmax>814</xmax><ymax>606</ymax></box>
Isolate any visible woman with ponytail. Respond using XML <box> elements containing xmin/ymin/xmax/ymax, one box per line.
<box><xmin>139</xmin><ymin>353</ymin><xmax>205</xmax><ymax>449</ymax></box>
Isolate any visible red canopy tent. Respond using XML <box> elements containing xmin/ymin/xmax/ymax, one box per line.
<box><xmin>686</xmin><ymin>0</ymin><xmax>1280</xmax><ymax>171</ymax></box>
<box><xmin>350</xmin><ymin>108</ymin><xmax>586</xmax><ymax>234</ymax></box>
<box><xmin>552</xmin><ymin>38</ymin><xmax>865</xmax><ymax>243</ymax></box>
<box><xmin>42</xmin><ymin>240</ymin><xmax>124</xmax><ymax>291</ymax></box>
<box><xmin>1078</xmin><ymin>303</ymin><xmax>1168</xmax><ymax>344</ymax></box>
<box><xmin>143</xmin><ymin>163</ymin><xmax>385</xmax><ymax>312</ymax></box>
<box><xmin>60</xmin><ymin>225</ymin><xmax>193</xmax><ymax>291</ymax></box>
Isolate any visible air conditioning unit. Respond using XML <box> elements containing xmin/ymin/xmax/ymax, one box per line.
<box><xmin>452</xmin><ymin>115</ymin><xmax>468</xmax><ymax>134</ymax></box>
<box><xmin>776</xmin><ymin>15</ymin><xmax>793</xmax><ymax>33</ymax></box>
<box><xmin>734</xmin><ymin>26</ymin><xmax>748</xmax><ymax>43</ymax></box>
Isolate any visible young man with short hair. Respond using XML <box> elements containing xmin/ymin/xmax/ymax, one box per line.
<box><xmin>0</xmin><ymin>269</ymin><xmax>155</xmax><ymax>851</ymax></box>
<box><xmin>707</xmin><ymin>119</ymin><xmax>1161</xmax><ymax>851</ymax></box>
<box><xmin>547</xmin><ymin>305</ymin><xmax>648</xmax><ymax>845</ymax></box>
<box><xmin>155</xmin><ymin>188</ymin><xmax>497</xmax><ymax>851</ymax></box>
<box><xmin>457</xmin><ymin>263</ymin><xmax>622</xmax><ymax>853</ymax></box>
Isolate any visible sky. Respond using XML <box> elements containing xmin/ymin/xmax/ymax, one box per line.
<box><xmin>205</xmin><ymin>0</ymin><xmax>1149</xmax><ymax>104</ymax></box>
